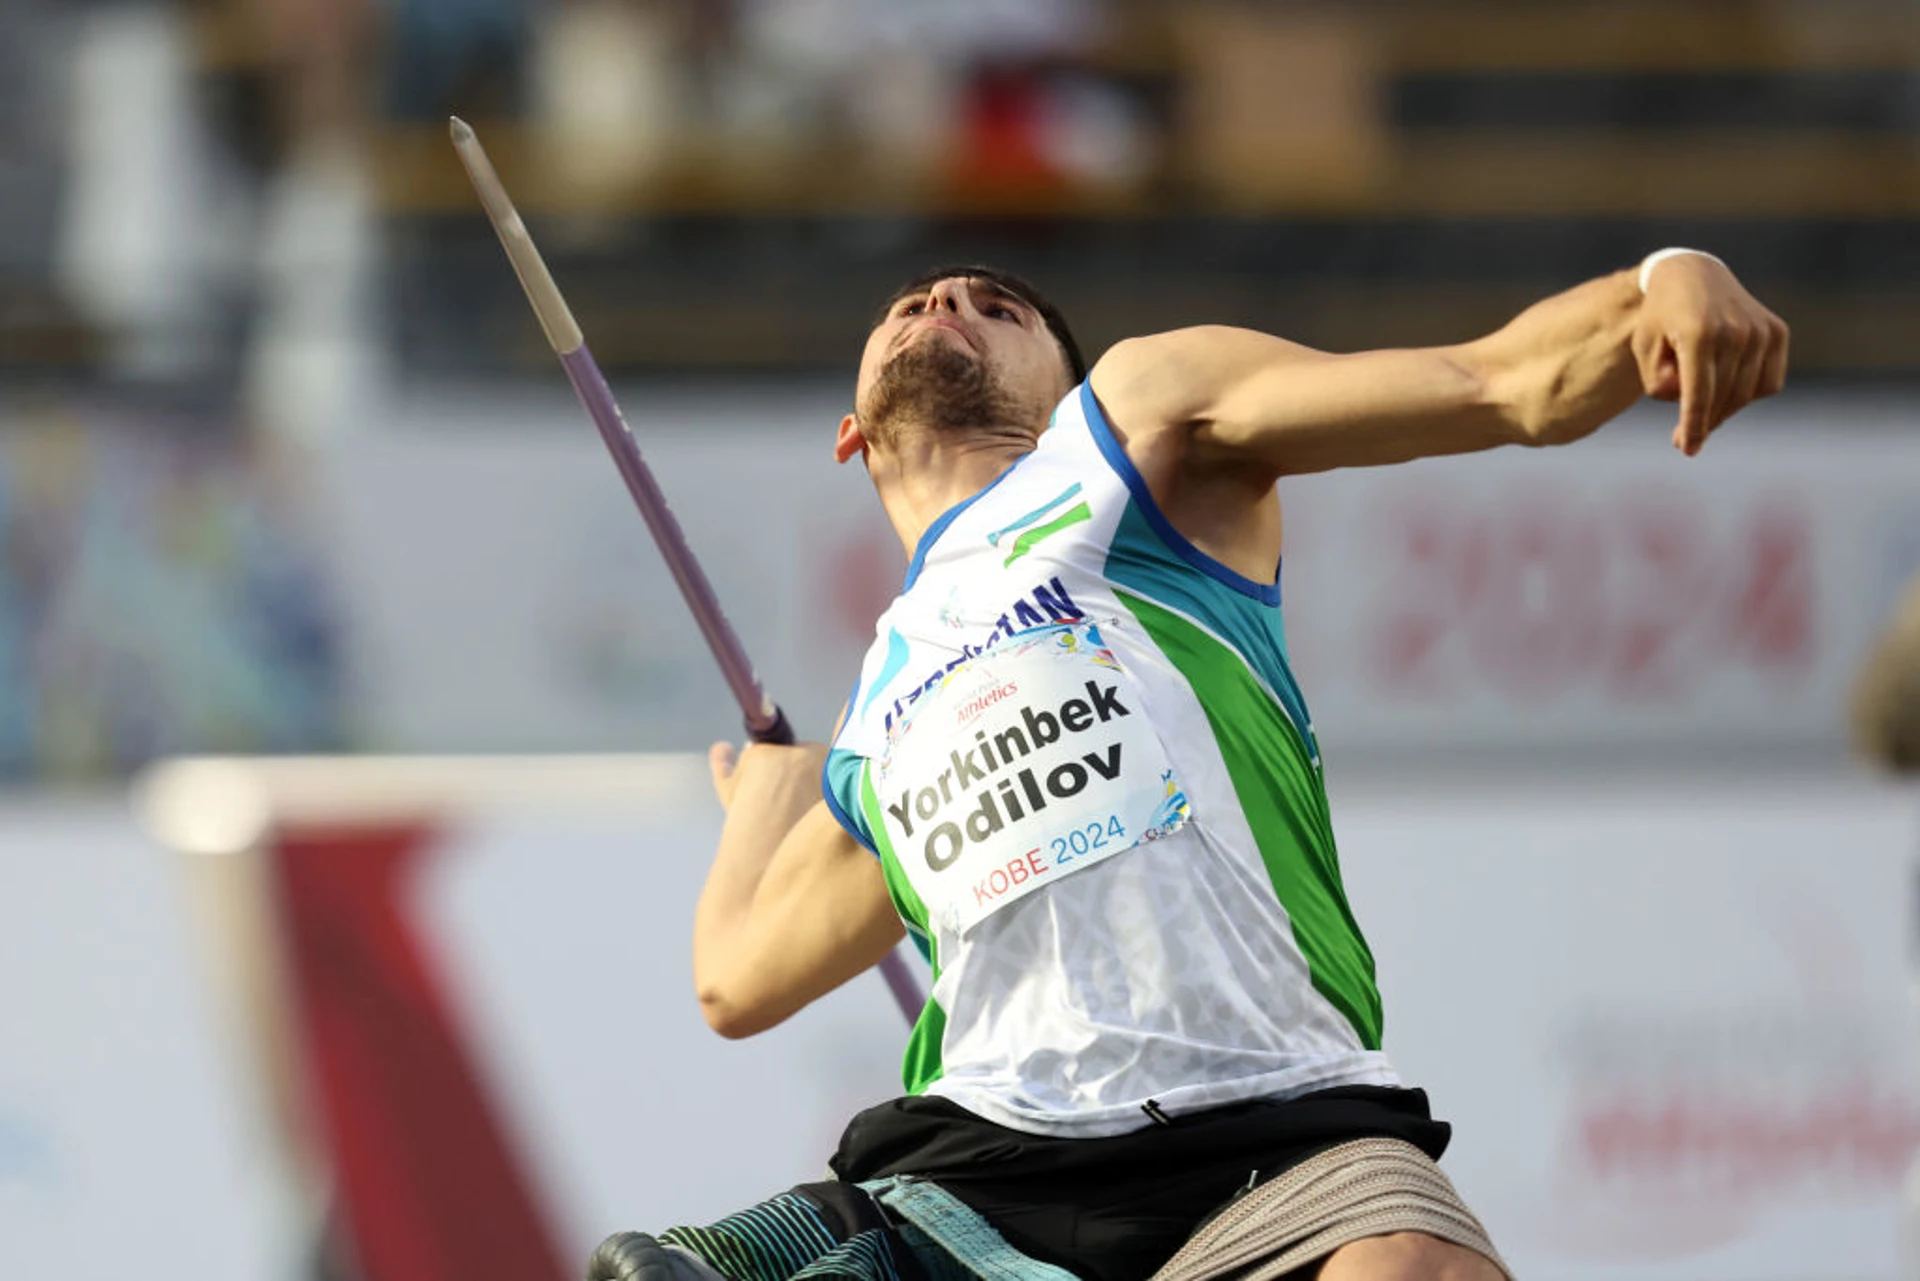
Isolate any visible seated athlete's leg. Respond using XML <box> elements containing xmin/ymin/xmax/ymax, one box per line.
<box><xmin>1315</xmin><ymin>1231</ymin><xmax>1505</xmax><ymax>1281</ymax></box>
<box><xmin>588</xmin><ymin>1181</ymin><xmax>927</xmax><ymax>1281</ymax></box>
<box><xmin>589</xmin><ymin>1231</ymin><xmax>726</xmax><ymax>1281</ymax></box>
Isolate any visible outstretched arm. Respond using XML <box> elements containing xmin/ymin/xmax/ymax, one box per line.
<box><xmin>692</xmin><ymin>741</ymin><xmax>904</xmax><ymax>1038</ymax></box>
<box><xmin>1091</xmin><ymin>253</ymin><xmax>1789</xmax><ymax>478</ymax></box>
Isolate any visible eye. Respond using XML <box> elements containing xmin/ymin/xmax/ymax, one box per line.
<box><xmin>986</xmin><ymin>304</ymin><xmax>1019</xmax><ymax>322</ymax></box>
<box><xmin>899</xmin><ymin>300</ymin><xmax>925</xmax><ymax>317</ymax></box>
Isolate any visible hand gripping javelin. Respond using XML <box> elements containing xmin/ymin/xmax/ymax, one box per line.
<box><xmin>449</xmin><ymin>118</ymin><xmax>924</xmax><ymax>1024</ymax></box>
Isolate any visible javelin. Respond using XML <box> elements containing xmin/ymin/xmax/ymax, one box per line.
<box><xmin>449</xmin><ymin>117</ymin><xmax>924</xmax><ymax>1024</ymax></box>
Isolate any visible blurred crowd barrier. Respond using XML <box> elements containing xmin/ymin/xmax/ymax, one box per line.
<box><xmin>4</xmin><ymin>762</ymin><xmax>1915</xmax><ymax>1281</ymax></box>
<box><xmin>0</xmin><ymin>386</ymin><xmax>1915</xmax><ymax>780</ymax></box>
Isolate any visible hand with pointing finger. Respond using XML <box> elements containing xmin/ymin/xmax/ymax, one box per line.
<box><xmin>1630</xmin><ymin>254</ymin><xmax>1790</xmax><ymax>457</ymax></box>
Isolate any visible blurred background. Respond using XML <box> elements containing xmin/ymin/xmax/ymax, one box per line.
<box><xmin>3</xmin><ymin>2</ymin><xmax>1919</xmax><ymax>1280</ymax></box>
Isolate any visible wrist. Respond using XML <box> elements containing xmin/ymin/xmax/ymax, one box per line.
<box><xmin>1639</xmin><ymin>247</ymin><xmax>1726</xmax><ymax>294</ymax></box>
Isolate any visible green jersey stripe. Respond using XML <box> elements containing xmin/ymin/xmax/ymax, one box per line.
<box><xmin>859</xmin><ymin>765</ymin><xmax>948</xmax><ymax>1092</ymax></box>
<box><xmin>1117</xmin><ymin>588</ymin><xmax>1384</xmax><ymax>1050</ymax></box>
<box><xmin>1102</xmin><ymin>503</ymin><xmax>1318</xmax><ymax>763</ymax></box>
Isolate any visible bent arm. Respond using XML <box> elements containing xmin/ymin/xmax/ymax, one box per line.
<box><xmin>693</xmin><ymin>744</ymin><xmax>904</xmax><ymax>1037</ymax></box>
<box><xmin>1092</xmin><ymin>258</ymin><xmax>1787</xmax><ymax>478</ymax></box>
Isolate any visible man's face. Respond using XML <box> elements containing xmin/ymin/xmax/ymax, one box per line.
<box><xmin>853</xmin><ymin>276</ymin><xmax>1075</xmax><ymax>450</ymax></box>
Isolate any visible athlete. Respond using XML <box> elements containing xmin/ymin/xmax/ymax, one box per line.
<box><xmin>592</xmin><ymin>253</ymin><xmax>1789</xmax><ymax>1281</ymax></box>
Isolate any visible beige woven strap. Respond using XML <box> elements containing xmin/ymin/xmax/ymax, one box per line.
<box><xmin>1148</xmin><ymin>1138</ymin><xmax>1511</xmax><ymax>1281</ymax></box>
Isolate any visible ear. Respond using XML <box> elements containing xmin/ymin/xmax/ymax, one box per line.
<box><xmin>833</xmin><ymin>413</ymin><xmax>868</xmax><ymax>464</ymax></box>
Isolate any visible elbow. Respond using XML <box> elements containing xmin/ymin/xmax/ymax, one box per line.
<box><xmin>696</xmin><ymin>976</ymin><xmax>779</xmax><ymax>1040</ymax></box>
<box><xmin>697</xmin><ymin>987</ymin><xmax>757</xmax><ymax>1039</ymax></box>
<box><xmin>701</xmin><ymin>1002</ymin><xmax>760</xmax><ymax>1041</ymax></box>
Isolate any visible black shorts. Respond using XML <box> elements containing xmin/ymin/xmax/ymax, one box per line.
<box><xmin>828</xmin><ymin>1086</ymin><xmax>1451</xmax><ymax>1281</ymax></box>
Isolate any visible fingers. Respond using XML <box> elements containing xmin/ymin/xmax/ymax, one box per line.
<box><xmin>1632</xmin><ymin>326</ymin><xmax>1681</xmax><ymax>401</ymax></box>
<box><xmin>709</xmin><ymin>740</ymin><xmax>740</xmax><ymax>805</ymax></box>
<box><xmin>1759</xmin><ymin>313</ymin><xmax>1791</xmax><ymax>399</ymax></box>
<box><xmin>1668</xmin><ymin>319</ymin><xmax>1797</xmax><ymax>457</ymax></box>
<box><xmin>1674</xmin><ymin>331</ymin><xmax>1716</xmax><ymax>456</ymax></box>
<box><xmin>1702</xmin><ymin>318</ymin><xmax>1757</xmax><ymax>435</ymax></box>
<box><xmin>1640</xmin><ymin>257</ymin><xmax>1790</xmax><ymax>456</ymax></box>
<box><xmin>1722</xmin><ymin>321</ymin><xmax>1769</xmax><ymax>427</ymax></box>
<box><xmin>1682</xmin><ymin>310</ymin><xmax>1791</xmax><ymax>454</ymax></box>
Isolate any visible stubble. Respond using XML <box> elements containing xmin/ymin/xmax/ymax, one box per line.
<box><xmin>857</xmin><ymin>339</ymin><xmax>1035</xmax><ymax>450</ymax></box>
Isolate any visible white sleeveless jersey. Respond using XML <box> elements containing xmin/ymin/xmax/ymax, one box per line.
<box><xmin>824</xmin><ymin>383</ymin><xmax>1395</xmax><ymax>1138</ymax></box>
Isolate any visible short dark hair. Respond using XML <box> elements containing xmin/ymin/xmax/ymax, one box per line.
<box><xmin>874</xmin><ymin>265</ymin><xmax>1088</xmax><ymax>384</ymax></box>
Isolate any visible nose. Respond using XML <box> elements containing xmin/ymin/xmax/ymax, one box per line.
<box><xmin>923</xmin><ymin>277</ymin><xmax>971</xmax><ymax>315</ymax></box>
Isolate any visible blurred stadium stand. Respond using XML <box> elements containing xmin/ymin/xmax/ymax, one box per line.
<box><xmin>382</xmin><ymin>0</ymin><xmax>1920</xmax><ymax>379</ymax></box>
<box><xmin>3</xmin><ymin>0</ymin><xmax>1917</xmax><ymax>385</ymax></box>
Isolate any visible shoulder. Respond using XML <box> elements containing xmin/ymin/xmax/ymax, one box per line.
<box><xmin>1090</xmin><ymin>326</ymin><xmax>1321</xmax><ymax>441</ymax></box>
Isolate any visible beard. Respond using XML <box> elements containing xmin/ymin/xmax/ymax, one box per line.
<box><xmin>857</xmin><ymin>338</ymin><xmax>1034</xmax><ymax>450</ymax></box>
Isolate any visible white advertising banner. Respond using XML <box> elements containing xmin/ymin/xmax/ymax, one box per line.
<box><xmin>413</xmin><ymin>806</ymin><xmax>909</xmax><ymax>1249</ymax></box>
<box><xmin>1280</xmin><ymin>401</ymin><xmax>1920</xmax><ymax>756</ymax></box>
<box><xmin>322</xmin><ymin>385</ymin><xmax>900</xmax><ymax>753</ymax></box>
<box><xmin>1337</xmin><ymin>774</ymin><xmax>1920</xmax><ymax>1280</ymax></box>
<box><xmin>320</xmin><ymin>389</ymin><xmax>1920</xmax><ymax>758</ymax></box>
<box><xmin>0</xmin><ymin>801</ymin><xmax>278</xmax><ymax>1281</ymax></box>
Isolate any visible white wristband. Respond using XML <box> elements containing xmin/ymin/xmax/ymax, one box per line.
<box><xmin>1639</xmin><ymin>247</ymin><xmax>1726</xmax><ymax>294</ymax></box>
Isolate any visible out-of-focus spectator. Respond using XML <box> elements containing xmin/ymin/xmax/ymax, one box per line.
<box><xmin>240</xmin><ymin>0</ymin><xmax>378</xmax><ymax>140</ymax></box>
<box><xmin>1852</xmin><ymin>574</ymin><xmax>1920</xmax><ymax>773</ymax></box>
<box><xmin>56</xmin><ymin>2</ymin><xmax>222</xmax><ymax>378</ymax></box>
<box><xmin>530</xmin><ymin>0</ymin><xmax>684</xmax><ymax>206</ymax></box>
<box><xmin>166</xmin><ymin>0</ymin><xmax>387</xmax><ymax>438</ymax></box>
<box><xmin>731</xmin><ymin>0</ymin><xmax>1122</xmax><ymax>190</ymax></box>
<box><xmin>521</xmin><ymin>0</ymin><xmax>1154</xmax><ymax>209</ymax></box>
<box><xmin>0</xmin><ymin>1</ymin><xmax>68</xmax><ymax>297</ymax></box>
<box><xmin>384</xmin><ymin>0</ymin><xmax>534</xmax><ymax>122</ymax></box>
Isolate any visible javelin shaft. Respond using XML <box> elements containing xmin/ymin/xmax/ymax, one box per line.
<box><xmin>448</xmin><ymin>117</ymin><xmax>781</xmax><ymax>742</ymax></box>
<box><xmin>449</xmin><ymin>118</ymin><xmax>923</xmax><ymax>1023</ymax></box>
<box><xmin>558</xmin><ymin>343</ymin><xmax>788</xmax><ymax>742</ymax></box>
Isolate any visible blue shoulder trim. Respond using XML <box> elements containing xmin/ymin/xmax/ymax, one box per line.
<box><xmin>822</xmin><ymin>748</ymin><xmax>878</xmax><ymax>856</ymax></box>
<box><xmin>1079</xmin><ymin>381</ymin><xmax>1282</xmax><ymax>606</ymax></box>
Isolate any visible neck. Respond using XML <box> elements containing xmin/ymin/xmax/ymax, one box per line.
<box><xmin>870</xmin><ymin>424</ymin><xmax>1036</xmax><ymax>557</ymax></box>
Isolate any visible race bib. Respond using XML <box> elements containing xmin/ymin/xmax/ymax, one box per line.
<box><xmin>873</xmin><ymin>622</ymin><xmax>1192</xmax><ymax>936</ymax></box>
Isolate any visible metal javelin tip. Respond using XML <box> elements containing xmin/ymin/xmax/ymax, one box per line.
<box><xmin>449</xmin><ymin>119</ymin><xmax>584</xmax><ymax>354</ymax></box>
